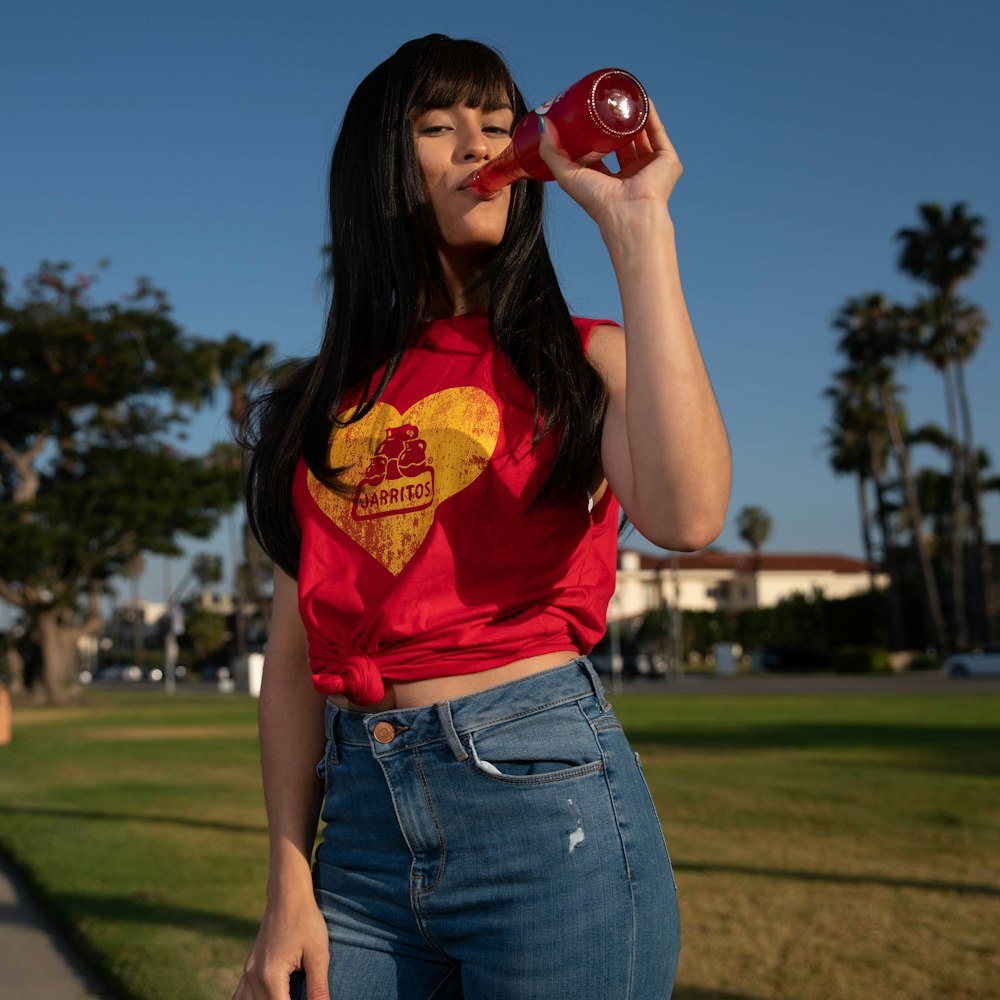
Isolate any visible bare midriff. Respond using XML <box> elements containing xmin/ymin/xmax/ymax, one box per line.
<box><xmin>327</xmin><ymin>649</ymin><xmax>581</xmax><ymax>713</ymax></box>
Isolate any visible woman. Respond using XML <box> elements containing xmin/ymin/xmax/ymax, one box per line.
<box><xmin>235</xmin><ymin>33</ymin><xmax>730</xmax><ymax>1000</ymax></box>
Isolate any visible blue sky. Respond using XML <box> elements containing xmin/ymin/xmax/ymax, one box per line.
<box><xmin>2</xmin><ymin>0</ymin><xmax>998</xmax><ymax>604</ymax></box>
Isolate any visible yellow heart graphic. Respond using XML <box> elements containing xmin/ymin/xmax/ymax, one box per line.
<box><xmin>307</xmin><ymin>387</ymin><xmax>500</xmax><ymax>575</ymax></box>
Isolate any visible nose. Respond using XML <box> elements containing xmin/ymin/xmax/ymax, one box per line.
<box><xmin>458</xmin><ymin>127</ymin><xmax>489</xmax><ymax>162</ymax></box>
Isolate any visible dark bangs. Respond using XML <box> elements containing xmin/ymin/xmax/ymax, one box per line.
<box><xmin>406</xmin><ymin>36</ymin><xmax>523</xmax><ymax>117</ymax></box>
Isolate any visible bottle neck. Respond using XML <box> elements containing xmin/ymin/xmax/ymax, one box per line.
<box><xmin>465</xmin><ymin>143</ymin><xmax>528</xmax><ymax>195</ymax></box>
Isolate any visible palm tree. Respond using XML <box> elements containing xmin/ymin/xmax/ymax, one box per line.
<box><xmin>896</xmin><ymin>203</ymin><xmax>986</xmax><ymax>293</ymax></box>
<box><xmin>824</xmin><ymin>389</ymin><xmax>877</xmax><ymax>577</ymax></box>
<box><xmin>909</xmin><ymin>297</ymin><xmax>967</xmax><ymax>645</ymax></box>
<box><xmin>896</xmin><ymin>202</ymin><xmax>992</xmax><ymax>641</ymax></box>
<box><xmin>824</xmin><ymin>375</ymin><xmax>906</xmax><ymax>647</ymax></box>
<box><xmin>736</xmin><ymin>505</ymin><xmax>772</xmax><ymax>608</ymax></box>
<box><xmin>833</xmin><ymin>294</ymin><xmax>947</xmax><ymax>652</ymax></box>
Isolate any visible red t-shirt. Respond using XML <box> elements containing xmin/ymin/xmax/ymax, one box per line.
<box><xmin>291</xmin><ymin>310</ymin><xmax>620</xmax><ymax>704</ymax></box>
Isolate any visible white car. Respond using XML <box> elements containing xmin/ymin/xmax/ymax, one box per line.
<box><xmin>942</xmin><ymin>643</ymin><xmax>1000</xmax><ymax>678</ymax></box>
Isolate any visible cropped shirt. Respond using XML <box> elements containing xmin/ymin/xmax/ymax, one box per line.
<box><xmin>291</xmin><ymin>310</ymin><xmax>621</xmax><ymax>704</ymax></box>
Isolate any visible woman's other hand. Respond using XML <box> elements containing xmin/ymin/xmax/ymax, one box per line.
<box><xmin>234</xmin><ymin>892</ymin><xmax>330</xmax><ymax>1000</ymax></box>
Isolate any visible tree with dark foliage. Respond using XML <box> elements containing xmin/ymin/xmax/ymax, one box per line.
<box><xmin>0</xmin><ymin>262</ymin><xmax>260</xmax><ymax>703</ymax></box>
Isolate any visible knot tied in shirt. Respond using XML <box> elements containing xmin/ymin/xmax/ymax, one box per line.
<box><xmin>309</xmin><ymin>642</ymin><xmax>386</xmax><ymax>705</ymax></box>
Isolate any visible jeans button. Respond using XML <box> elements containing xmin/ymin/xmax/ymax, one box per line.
<box><xmin>373</xmin><ymin>721</ymin><xmax>397</xmax><ymax>744</ymax></box>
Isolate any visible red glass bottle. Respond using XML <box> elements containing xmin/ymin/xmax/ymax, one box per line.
<box><xmin>465</xmin><ymin>68</ymin><xmax>649</xmax><ymax>196</ymax></box>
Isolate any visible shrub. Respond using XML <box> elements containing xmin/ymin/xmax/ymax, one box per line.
<box><xmin>831</xmin><ymin>646</ymin><xmax>891</xmax><ymax>673</ymax></box>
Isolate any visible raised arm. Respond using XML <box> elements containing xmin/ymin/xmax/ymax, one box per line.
<box><xmin>234</xmin><ymin>567</ymin><xmax>330</xmax><ymax>1000</ymax></box>
<box><xmin>538</xmin><ymin>101</ymin><xmax>731</xmax><ymax>550</ymax></box>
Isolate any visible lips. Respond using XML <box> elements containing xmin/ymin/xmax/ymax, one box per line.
<box><xmin>459</xmin><ymin>171</ymin><xmax>501</xmax><ymax>200</ymax></box>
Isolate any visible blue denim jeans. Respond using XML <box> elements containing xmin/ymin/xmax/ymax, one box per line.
<box><xmin>297</xmin><ymin>657</ymin><xmax>679</xmax><ymax>999</ymax></box>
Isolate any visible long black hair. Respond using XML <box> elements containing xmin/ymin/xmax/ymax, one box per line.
<box><xmin>243</xmin><ymin>34</ymin><xmax>608</xmax><ymax>577</ymax></box>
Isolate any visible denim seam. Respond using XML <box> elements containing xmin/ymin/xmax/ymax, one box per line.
<box><xmin>632</xmin><ymin>752</ymin><xmax>678</xmax><ymax>892</ymax></box>
<box><xmin>345</xmin><ymin>691</ymin><xmax>597</xmax><ymax>757</ymax></box>
<box><xmin>373</xmin><ymin>754</ymin><xmax>426</xmax><ymax>896</ymax></box>
<box><xmin>426</xmin><ymin>964</ymin><xmax>461</xmax><ymax>998</ymax></box>
<box><xmin>464</xmin><ymin>730</ymin><xmax>607</xmax><ymax>786</ymax></box>
<box><xmin>594</xmin><ymin>731</ymin><xmax>639</xmax><ymax>998</ymax></box>
<box><xmin>411</xmin><ymin>748</ymin><xmax>448</xmax><ymax>897</ymax></box>
<box><xmin>324</xmin><ymin>705</ymin><xmax>340</xmax><ymax>763</ymax></box>
<box><xmin>454</xmin><ymin>691</ymin><xmax>594</xmax><ymax>735</ymax></box>
<box><xmin>593</xmin><ymin>717</ymin><xmax>623</xmax><ymax>733</ymax></box>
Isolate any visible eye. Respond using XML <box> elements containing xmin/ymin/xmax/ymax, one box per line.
<box><xmin>419</xmin><ymin>123</ymin><xmax>452</xmax><ymax>135</ymax></box>
<box><xmin>483</xmin><ymin>125</ymin><xmax>512</xmax><ymax>137</ymax></box>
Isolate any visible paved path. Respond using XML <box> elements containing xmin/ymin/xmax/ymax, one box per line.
<box><xmin>0</xmin><ymin>853</ymin><xmax>112</xmax><ymax>1000</ymax></box>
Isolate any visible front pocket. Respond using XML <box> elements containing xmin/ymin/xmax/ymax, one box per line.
<box><xmin>465</xmin><ymin>700</ymin><xmax>606</xmax><ymax>784</ymax></box>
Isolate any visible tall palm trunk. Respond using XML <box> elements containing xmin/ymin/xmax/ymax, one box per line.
<box><xmin>939</xmin><ymin>360</ymin><xmax>966</xmax><ymax>647</ymax></box>
<box><xmin>869</xmin><ymin>443</ymin><xmax>906</xmax><ymax>649</ymax></box>
<box><xmin>953</xmin><ymin>355</ymin><xmax>996</xmax><ymax>641</ymax></box>
<box><xmin>878</xmin><ymin>386</ymin><xmax>947</xmax><ymax>651</ymax></box>
<box><xmin>856</xmin><ymin>471</ymin><xmax>876</xmax><ymax>586</ymax></box>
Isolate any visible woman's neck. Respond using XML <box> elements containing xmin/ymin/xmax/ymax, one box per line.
<box><xmin>428</xmin><ymin>250</ymin><xmax>489</xmax><ymax>319</ymax></box>
<box><xmin>425</xmin><ymin>287</ymin><xmax>487</xmax><ymax>320</ymax></box>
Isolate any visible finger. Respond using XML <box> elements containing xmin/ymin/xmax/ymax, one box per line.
<box><xmin>633</xmin><ymin>127</ymin><xmax>655</xmax><ymax>158</ymax></box>
<box><xmin>613</xmin><ymin>141</ymin><xmax>639</xmax><ymax>173</ymax></box>
<box><xmin>233</xmin><ymin>974</ymin><xmax>263</xmax><ymax>1000</ymax></box>
<box><xmin>643</xmin><ymin>98</ymin><xmax>675</xmax><ymax>153</ymax></box>
<box><xmin>535</xmin><ymin>115</ymin><xmax>584</xmax><ymax>182</ymax></box>
<box><xmin>303</xmin><ymin>951</ymin><xmax>331</xmax><ymax>1000</ymax></box>
<box><xmin>260</xmin><ymin>969</ymin><xmax>298</xmax><ymax>1000</ymax></box>
<box><xmin>304</xmin><ymin>977</ymin><xmax>330</xmax><ymax>1000</ymax></box>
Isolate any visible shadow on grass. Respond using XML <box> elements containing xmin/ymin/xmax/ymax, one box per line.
<box><xmin>676</xmin><ymin>860</ymin><xmax>1000</xmax><ymax>897</ymax></box>
<box><xmin>56</xmin><ymin>890</ymin><xmax>260</xmax><ymax>940</ymax></box>
<box><xmin>0</xmin><ymin>803</ymin><xmax>266</xmax><ymax>836</ymax></box>
<box><xmin>674</xmin><ymin>990</ymin><xmax>768</xmax><ymax>1000</ymax></box>
<box><xmin>623</xmin><ymin>721</ymin><xmax>1000</xmax><ymax>774</ymax></box>
<box><xmin>0</xmin><ymin>846</ymin><xmax>256</xmax><ymax>1000</ymax></box>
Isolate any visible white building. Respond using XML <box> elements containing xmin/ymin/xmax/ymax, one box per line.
<box><xmin>612</xmin><ymin>549</ymin><xmax>885</xmax><ymax>621</ymax></box>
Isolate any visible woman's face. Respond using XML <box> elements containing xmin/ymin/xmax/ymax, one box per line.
<box><xmin>412</xmin><ymin>102</ymin><xmax>515</xmax><ymax>262</ymax></box>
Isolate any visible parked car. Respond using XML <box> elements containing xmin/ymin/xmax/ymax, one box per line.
<box><xmin>942</xmin><ymin>643</ymin><xmax>1000</xmax><ymax>678</ymax></box>
<box><xmin>93</xmin><ymin>664</ymin><xmax>144</xmax><ymax>682</ymax></box>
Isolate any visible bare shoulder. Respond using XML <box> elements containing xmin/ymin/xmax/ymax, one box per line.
<box><xmin>584</xmin><ymin>323</ymin><xmax>625</xmax><ymax>387</ymax></box>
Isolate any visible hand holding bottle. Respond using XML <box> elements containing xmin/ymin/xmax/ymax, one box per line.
<box><xmin>535</xmin><ymin>98</ymin><xmax>683</xmax><ymax>234</ymax></box>
<box><xmin>463</xmin><ymin>68</ymin><xmax>649</xmax><ymax>195</ymax></box>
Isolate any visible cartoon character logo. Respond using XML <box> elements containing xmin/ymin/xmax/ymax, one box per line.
<box><xmin>352</xmin><ymin>423</ymin><xmax>435</xmax><ymax>520</ymax></box>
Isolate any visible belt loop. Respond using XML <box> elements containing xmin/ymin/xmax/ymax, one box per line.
<box><xmin>436</xmin><ymin>700</ymin><xmax>468</xmax><ymax>761</ymax></box>
<box><xmin>324</xmin><ymin>700</ymin><xmax>340</xmax><ymax>764</ymax></box>
<box><xmin>579</xmin><ymin>656</ymin><xmax>611</xmax><ymax>711</ymax></box>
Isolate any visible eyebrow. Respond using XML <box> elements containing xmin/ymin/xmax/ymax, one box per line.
<box><xmin>412</xmin><ymin>100</ymin><xmax>514</xmax><ymax>118</ymax></box>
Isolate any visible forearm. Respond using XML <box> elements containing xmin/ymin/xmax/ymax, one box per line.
<box><xmin>258</xmin><ymin>649</ymin><xmax>328</xmax><ymax>899</ymax></box>
<box><xmin>602</xmin><ymin>208</ymin><xmax>731</xmax><ymax>547</ymax></box>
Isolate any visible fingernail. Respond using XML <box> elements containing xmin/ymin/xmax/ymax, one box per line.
<box><xmin>536</xmin><ymin>113</ymin><xmax>546</xmax><ymax>132</ymax></box>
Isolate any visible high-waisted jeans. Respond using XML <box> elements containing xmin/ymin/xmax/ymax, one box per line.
<box><xmin>295</xmin><ymin>657</ymin><xmax>680</xmax><ymax>999</ymax></box>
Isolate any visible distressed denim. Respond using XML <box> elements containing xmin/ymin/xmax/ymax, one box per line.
<box><xmin>296</xmin><ymin>657</ymin><xmax>679</xmax><ymax>999</ymax></box>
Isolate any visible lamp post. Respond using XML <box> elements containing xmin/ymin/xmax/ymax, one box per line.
<box><xmin>164</xmin><ymin>604</ymin><xmax>183</xmax><ymax>695</ymax></box>
<box><xmin>609</xmin><ymin>594</ymin><xmax>624</xmax><ymax>696</ymax></box>
<box><xmin>671</xmin><ymin>553</ymin><xmax>685</xmax><ymax>680</ymax></box>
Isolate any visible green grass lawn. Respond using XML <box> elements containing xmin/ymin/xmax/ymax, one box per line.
<box><xmin>1</xmin><ymin>687</ymin><xmax>998</xmax><ymax>1000</ymax></box>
